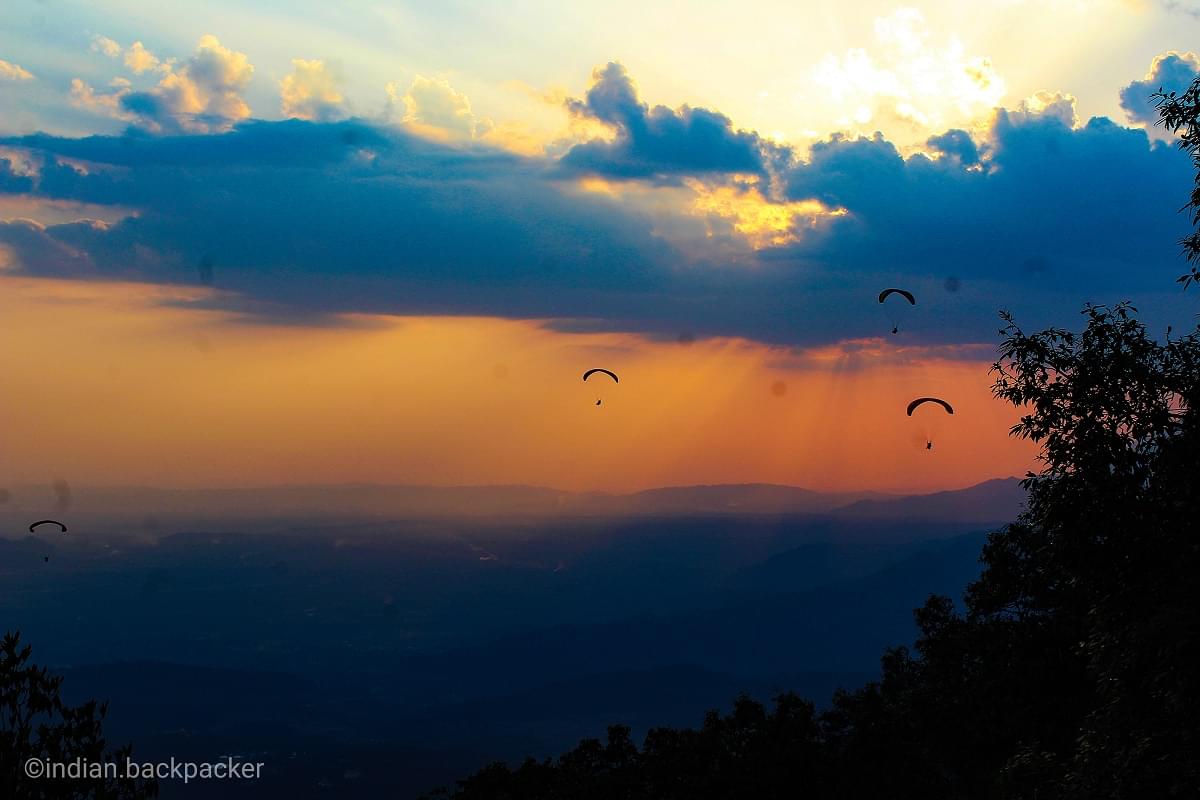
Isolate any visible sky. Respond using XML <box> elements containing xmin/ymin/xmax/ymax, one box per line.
<box><xmin>2</xmin><ymin>0</ymin><xmax>1199</xmax><ymax>494</ymax></box>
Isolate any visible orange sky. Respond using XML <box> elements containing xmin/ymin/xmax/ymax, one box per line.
<box><xmin>0</xmin><ymin>275</ymin><xmax>1036</xmax><ymax>494</ymax></box>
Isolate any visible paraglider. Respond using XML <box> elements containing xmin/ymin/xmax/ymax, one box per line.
<box><xmin>906</xmin><ymin>397</ymin><xmax>953</xmax><ymax>416</ymax></box>
<box><xmin>29</xmin><ymin>520</ymin><xmax>67</xmax><ymax>563</ymax></box>
<box><xmin>583</xmin><ymin>368</ymin><xmax>618</xmax><ymax>406</ymax></box>
<box><xmin>878</xmin><ymin>288</ymin><xmax>916</xmax><ymax>334</ymax></box>
<box><xmin>907</xmin><ymin>397</ymin><xmax>953</xmax><ymax>451</ymax></box>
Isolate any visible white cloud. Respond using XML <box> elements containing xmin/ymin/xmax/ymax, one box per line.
<box><xmin>90</xmin><ymin>35</ymin><xmax>122</xmax><ymax>58</ymax></box>
<box><xmin>1014</xmin><ymin>90</ymin><xmax>1078</xmax><ymax>128</ymax></box>
<box><xmin>72</xmin><ymin>34</ymin><xmax>253</xmax><ymax>133</ymax></box>
<box><xmin>1120</xmin><ymin>51</ymin><xmax>1200</xmax><ymax>127</ymax></box>
<box><xmin>169</xmin><ymin>34</ymin><xmax>253</xmax><ymax>121</ymax></box>
<box><xmin>69</xmin><ymin>76</ymin><xmax>134</xmax><ymax>119</ymax></box>
<box><xmin>90</xmin><ymin>35</ymin><xmax>166</xmax><ymax>74</ymax></box>
<box><xmin>388</xmin><ymin>75</ymin><xmax>489</xmax><ymax>138</ymax></box>
<box><xmin>124</xmin><ymin>41</ymin><xmax>162</xmax><ymax>75</ymax></box>
<box><xmin>280</xmin><ymin>59</ymin><xmax>346</xmax><ymax>121</ymax></box>
<box><xmin>0</xmin><ymin>59</ymin><xmax>34</xmax><ymax>81</ymax></box>
<box><xmin>810</xmin><ymin>7</ymin><xmax>1006</xmax><ymax>134</ymax></box>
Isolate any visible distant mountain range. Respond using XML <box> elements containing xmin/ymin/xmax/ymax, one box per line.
<box><xmin>0</xmin><ymin>478</ymin><xmax>1024</xmax><ymax>530</ymax></box>
<box><xmin>2</xmin><ymin>478</ymin><xmax>1023</xmax><ymax>798</ymax></box>
<box><xmin>831</xmin><ymin>477</ymin><xmax>1025</xmax><ymax>522</ymax></box>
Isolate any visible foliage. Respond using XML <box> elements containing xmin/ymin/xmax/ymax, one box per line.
<box><xmin>425</xmin><ymin>694</ymin><xmax>829</xmax><ymax>800</ymax></box>
<box><xmin>1155</xmin><ymin>74</ymin><xmax>1200</xmax><ymax>289</ymax></box>
<box><xmin>0</xmin><ymin>631</ymin><xmax>158</xmax><ymax>799</ymax></box>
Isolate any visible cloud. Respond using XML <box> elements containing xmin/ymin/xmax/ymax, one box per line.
<box><xmin>386</xmin><ymin>75</ymin><xmax>488</xmax><ymax>138</ymax></box>
<box><xmin>72</xmin><ymin>34</ymin><xmax>253</xmax><ymax>133</ymax></box>
<box><xmin>0</xmin><ymin>218</ymin><xmax>102</xmax><ymax>277</ymax></box>
<box><xmin>1120</xmin><ymin>51</ymin><xmax>1200</xmax><ymax>126</ymax></box>
<box><xmin>280</xmin><ymin>59</ymin><xmax>346</xmax><ymax>121</ymax></box>
<box><xmin>0</xmin><ymin>120</ymin><xmax>676</xmax><ymax>324</ymax></box>
<box><xmin>1161</xmin><ymin>0</ymin><xmax>1200</xmax><ymax>17</ymax></box>
<box><xmin>1010</xmin><ymin>90</ymin><xmax>1078</xmax><ymax>128</ymax></box>
<box><xmin>684</xmin><ymin>180</ymin><xmax>841</xmax><ymax>249</ymax></box>
<box><xmin>926</xmin><ymin>129</ymin><xmax>979</xmax><ymax>165</ymax></box>
<box><xmin>69</xmin><ymin>77</ymin><xmax>134</xmax><ymax>120</ymax></box>
<box><xmin>90</xmin><ymin>35</ymin><xmax>123</xmax><ymax>59</ymax></box>
<box><xmin>89</xmin><ymin>35</ymin><xmax>167</xmax><ymax>75</ymax></box>
<box><xmin>809</xmin><ymin>7</ymin><xmax>1005</xmax><ymax>134</ymax></box>
<box><xmin>0</xmin><ymin>59</ymin><xmax>34</xmax><ymax>81</ymax></box>
<box><xmin>124</xmin><ymin>41</ymin><xmax>163</xmax><ymax>75</ymax></box>
<box><xmin>0</xmin><ymin>158</ymin><xmax>34</xmax><ymax>193</ymax></box>
<box><xmin>0</xmin><ymin>91</ymin><xmax>1193</xmax><ymax>349</ymax></box>
<box><xmin>778</xmin><ymin>93</ymin><xmax>1191</xmax><ymax>304</ymax></box>
<box><xmin>560</xmin><ymin>62</ymin><xmax>769</xmax><ymax>180</ymax></box>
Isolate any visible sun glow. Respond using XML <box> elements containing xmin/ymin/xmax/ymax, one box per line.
<box><xmin>810</xmin><ymin>8</ymin><xmax>1007</xmax><ymax>136</ymax></box>
<box><xmin>686</xmin><ymin>180</ymin><xmax>845</xmax><ymax>249</ymax></box>
<box><xmin>0</xmin><ymin>276</ymin><xmax>1035</xmax><ymax>495</ymax></box>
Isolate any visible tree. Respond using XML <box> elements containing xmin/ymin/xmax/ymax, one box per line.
<box><xmin>0</xmin><ymin>631</ymin><xmax>158</xmax><ymax>799</ymax></box>
<box><xmin>1155</xmin><ymin>75</ymin><xmax>1200</xmax><ymax>289</ymax></box>
<box><xmin>984</xmin><ymin>302</ymin><xmax>1199</xmax><ymax>797</ymax></box>
<box><xmin>425</xmin><ymin>695</ymin><xmax>830</xmax><ymax>800</ymax></box>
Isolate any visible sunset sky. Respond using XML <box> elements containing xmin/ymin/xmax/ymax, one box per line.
<box><xmin>2</xmin><ymin>0</ymin><xmax>1199</xmax><ymax>493</ymax></box>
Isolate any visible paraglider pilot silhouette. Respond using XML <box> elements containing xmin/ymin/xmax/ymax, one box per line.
<box><xmin>583</xmin><ymin>368</ymin><xmax>618</xmax><ymax>406</ymax></box>
<box><xmin>907</xmin><ymin>397</ymin><xmax>953</xmax><ymax>450</ymax></box>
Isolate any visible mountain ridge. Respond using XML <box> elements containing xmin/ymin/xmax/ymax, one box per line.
<box><xmin>1</xmin><ymin>478</ymin><xmax>1021</xmax><ymax>523</ymax></box>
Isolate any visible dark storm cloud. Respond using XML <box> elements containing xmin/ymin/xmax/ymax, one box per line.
<box><xmin>560</xmin><ymin>62</ymin><xmax>770</xmax><ymax>180</ymax></box>
<box><xmin>779</xmin><ymin>101</ymin><xmax>1191</xmax><ymax>298</ymax></box>
<box><xmin>1119</xmin><ymin>51</ymin><xmax>1200</xmax><ymax>126</ymax></box>
<box><xmin>1</xmin><ymin>119</ymin><xmax>679</xmax><ymax>324</ymax></box>
<box><xmin>925</xmin><ymin>129</ymin><xmax>979</xmax><ymax>166</ymax></box>
<box><xmin>17</xmin><ymin>119</ymin><xmax>389</xmax><ymax>171</ymax></box>
<box><xmin>0</xmin><ymin>73</ymin><xmax>1195</xmax><ymax>348</ymax></box>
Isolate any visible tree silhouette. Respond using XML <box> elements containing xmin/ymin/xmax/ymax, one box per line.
<box><xmin>0</xmin><ymin>631</ymin><xmax>157</xmax><ymax>799</ymax></box>
<box><xmin>1155</xmin><ymin>74</ymin><xmax>1200</xmax><ymax>289</ymax></box>
<box><xmin>983</xmin><ymin>302</ymin><xmax>1199</xmax><ymax>796</ymax></box>
<box><xmin>425</xmin><ymin>695</ymin><xmax>831</xmax><ymax>800</ymax></box>
<box><xmin>833</xmin><ymin>301</ymin><xmax>1200</xmax><ymax>799</ymax></box>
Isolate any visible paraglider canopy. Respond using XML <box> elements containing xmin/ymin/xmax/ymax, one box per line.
<box><xmin>906</xmin><ymin>397</ymin><xmax>954</xmax><ymax>416</ymax></box>
<box><xmin>878</xmin><ymin>288</ymin><xmax>916</xmax><ymax>305</ymax></box>
<box><xmin>582</xmin><ymin>368</ymin><xmax>619</xmax><ymax>383</ymax></box>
